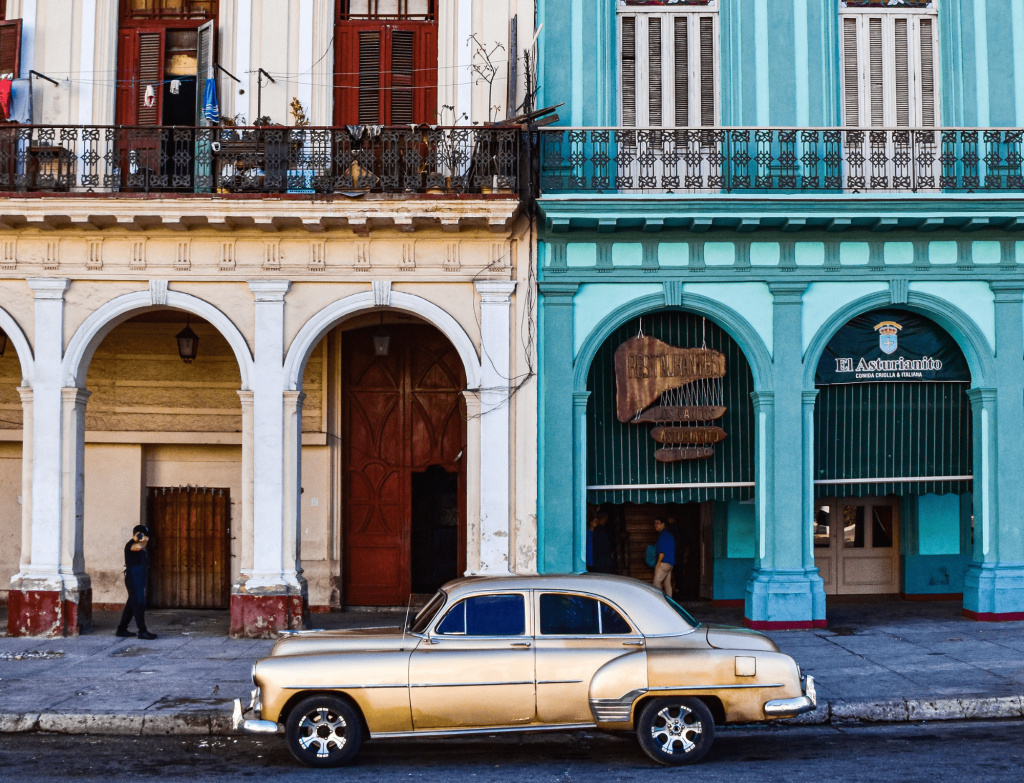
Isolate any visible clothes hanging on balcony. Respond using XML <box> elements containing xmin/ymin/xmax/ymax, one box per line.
<box><xmin>144</xmin><ymin>84</ymin><xmax>156</xmax><ymax>108</ymax></box>
<box><xmin>9</xmin><ymin>79</ymin><xmax>30</xmax><ymax>123</ymax></box>
<box><xmin>202</xmin><ymin>77</ymin><xmax>219</xmax><ymax>123</ymax></box>
<box><xmin>170</xmin><ymin>79</ymin><xmax>181</xmax><ymax>95</ymax></box>
<box><xmin>0</xmin><ymin>78</ymin><xmax>11</xmax><ymax>120</ymax></box>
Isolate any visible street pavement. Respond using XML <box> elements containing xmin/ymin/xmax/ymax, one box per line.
<box><xmin>1</xmin><ymin>720</ymin><xmax>1022</xmax><ymax>781</ymax></box>
<box><xmin>1</xmin><ymin>599</ymin><xmax>1023</xmax><ymax>733</ymax></box>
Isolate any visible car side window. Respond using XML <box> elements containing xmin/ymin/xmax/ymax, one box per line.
<box><xmin>540</xmin><ymin>593</ymin><xmax>599</xmax><ymax>635</ymax></box>
<box><xmin>600</xmin><ymin>602</ymin><xmax>633</xmax><ymax>635</ymax></box>
<box><xmin>435</xmin><ymin>594</ymin><xmax>525</xmax><ymax>636</ymax></box>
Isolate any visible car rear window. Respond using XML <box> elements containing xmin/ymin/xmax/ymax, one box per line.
<box><xmin>436</xmin><ymin>594</ymin><xmax>526</xmax><ymax>636</ymax></box>
<box><xmin>540</xmin><ymin>593</ymin><xmax>635</xmax><ymax>635</ymax></box>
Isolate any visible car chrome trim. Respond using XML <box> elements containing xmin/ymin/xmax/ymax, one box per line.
<box><xmin>241</xmin><ymin>719</ymin><xmax>280</xmax><ymax>734</ymax></box>
<box><xmin>537</xmin><ymin>680</ymin><xmax>584</xmax><ymax>685</ymax></box>
<box><xmin>764</xmin><ymin>675</ymin><xmax>817</xmax><ymax>718</ymax></box>
<box><xmin>410</xmin><ymin>681</ymin><xmax>535</xmax><ymax>688</ymax></box>
<box><xmin>283</xmin><ymin>684</ymin><xmax>408</xmax><ymax>690</ymax></box>
<box><xmin>590</xmin><ymin>688</ymin><xmax>649</xmax><ymax>723</ymax></box>
<box><xmin>371</xmin><ymin>722</ymin><xmax>598</xmax><ymax>739</ymax></box>
<box><xmin>649</xmin><ymin>683</ymin><xmax>785</xmax><ymax>691</ymax></box>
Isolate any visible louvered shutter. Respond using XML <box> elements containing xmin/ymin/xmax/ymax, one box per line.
<box><xmin>918</xmin><ymin>17</ymin><xmax>936</xmax><ymax>126</ymax></box>
<box><xmin>648</xmin><ymin>18</ymin><xmax>662</xmax><ymax>127</ymax></box>
<box><xmin>621</xmin><ymin>16</ymin><xmax>637</xmax><ymax>127</ymax></box>
<box><xmin>868</xmin><ymin>17</ymin><xmax>883</xmax><ymax>126</ymax></box>
<box><xmin>673</xmin><ymin>17</ymin><xmax>688</xmax><ymax>127</ymax></box>
<box><xmin>195</xmin><ymin>19</ymin><xmax>214</xmax><ymax>126</ymax></box>
<box><xmin>0</xmin><ymin>19</ymin><xmax>22</xmax><ymax>79</ymax></box>
<box><xmin>390</xmin><ymin>30</ymin><xmax>414</xmax><ymax>125</ymax></box>
<box><xmin>698</xmin><ymin>16</ymin><xmax>715</xmax><ymax>127</ymax></box>
<box><xmin>842</xmin><ymin>18</ymin><xmax>859</xmax><ymax>127</ymax></box>
<box><xmin>358</xmin><ymin>29</ymin><xmax>381</xmax><ymax>123</ymax></box>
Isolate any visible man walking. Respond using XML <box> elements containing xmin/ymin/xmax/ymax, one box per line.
<box><xmin>652</xmin><ymin>517</ymin><xmax>675</xmax><ymax>597</ymax></box>
<box><xmin>115</xmin><ymin>525</ymin><xmax>158</xmax><ymax>640</ymax></box>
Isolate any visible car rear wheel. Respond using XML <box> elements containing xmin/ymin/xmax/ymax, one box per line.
<box><xmin>285</xmin><ymin>695</ymin><xmax>363</xmax><ymax>768</ymax></box>
<box><xmin>636</xmin><ymin>697</ymin><xmax>715</xmax><ymax>766</ymax></box>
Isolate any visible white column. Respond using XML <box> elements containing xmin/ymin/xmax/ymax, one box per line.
<box><xmin>246</xmin><ymin>281</ymin><xmax>302</xmax><ymax>591</ymax></box>
<box><xmin>77</xmin><ymin>0</ymin><xmax>98</xmax><ymax>127</ymax></box>
<box><xmin>237</xmin><ymin>389</ymin><xmax>255</xmax><ymax>574</ymax></box>
<box><xmin>474</xmin><ymin>280</ymin><xmax>516</xmax><ymax>573</ymax></box>
<box><xmin>283</xmin><ymin>390</ymin><xmax>306</xmax><ymax>582</ymax></box>
<box><xmin>17</xmin><ymin>387</ymin><xmax>33</xmax><ymax>572</ymax></box>
<box><xmin>25</xmin><ymin>279</ymin><xmax>69</xmax><ymax>581</ymax></box>
<box><xmin>60</xmin><ymin>388</ymin><xmax>91</xmax><ymax>578</ymax></box>
<box><xmin>235</xmin><ymin>0</ymin><xmax>253</xmax><ymax>124</ymax></box>
<box><xmin>457</xmin><ymin>0</ymin><xmax>473</xmax><ymax>123</ymax></box>
<box><xmin>297</xmin><ymin>0</ymin><xmax>314</xmax><ymax>121</ymax></box>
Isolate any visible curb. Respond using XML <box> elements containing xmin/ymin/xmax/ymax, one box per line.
<box><xmin>2</xmin><ymin>696</ymin><xmax>1023</xmax><ymax>736</ymax></box>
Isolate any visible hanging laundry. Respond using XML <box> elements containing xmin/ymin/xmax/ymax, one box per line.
<box><xmin>144</xmin><ymin>84</ymin><xmax>156</xmax><ymax>108</ymax></box>
<box><xmin>170</xmin><ymin>80</ymin><xmax>181</xmax><ymax>95</ymax></box>
<box><xmin>9</xmin><ymin>79</ymin><xmax>30</xmax><ymax>123</ymax></box>
<box><xmin>0</xmin><ymin>78</ymin><xmax>11</xmax><ymax>121</ymax></box>
<box><xmin>202</xmin><ymin>77</ymin><xmax>219</xmax><ymax>123</ymax></box>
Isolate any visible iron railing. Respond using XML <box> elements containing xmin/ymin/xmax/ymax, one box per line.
<box><xmin>0</xmin><ymin>125</ymin><xmax>520</xmax><ymax>196</ymax></box>
<box><xmin>539</xmin><ymin>127</ymin><xmax>1024</xmax><ymax>194</ymax></box>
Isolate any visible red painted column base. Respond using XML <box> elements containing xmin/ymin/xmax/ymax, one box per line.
<box><xmin>6</xmin><ymin>588</ymin><xmax>93</xmax><ymax>637</ymax></box>
<box><xmin>962</xmin><ymin>608</ymin><xmax>1024</xmax><ymax>622</ymax></box>
<box><xmin>230</xmin><ymin>593</ymin><xmax>307</xmax><ymax>639</ymax></box>
<box><xmin>744</xmin><ymin>617</ymin><xmax>828</xmax><ymax>631</ymax></box>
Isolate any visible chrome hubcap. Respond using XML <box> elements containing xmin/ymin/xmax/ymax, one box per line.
<box><xmin>298</xmin><ymin>707</ymin><xmax>347</xmax><ymax>758</ymax></box>
<box><xmin>651</xmin><ymin>704</ymin><xmax>702</xmax><ymax>755</ymax></box>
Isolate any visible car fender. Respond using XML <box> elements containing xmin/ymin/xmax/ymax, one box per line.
<box><xmin>588</xmin><ymin>650</ymin><xmax>648</xmax><ymax>729</ymax></box>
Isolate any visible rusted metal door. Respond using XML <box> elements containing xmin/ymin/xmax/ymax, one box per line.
<box><xmin>342</xmin><ymin>324</ymin><xmax>466</xmax><ymax>606</ymax></box>
<box><xmin>147</xmin><ymin>486</ymin><xmax>231</xmax><ymax>609</ymax></box>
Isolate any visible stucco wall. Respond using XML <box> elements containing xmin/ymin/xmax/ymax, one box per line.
<box><xmin>0</xmin><ymin>442</ymin><xmax>22</xmax><ymax>603</ymax></box>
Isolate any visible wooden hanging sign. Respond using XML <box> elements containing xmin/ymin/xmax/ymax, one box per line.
<box><xmin>636</xmin><ymin>405</ymin><xmax>726</xmax><ymax>424</ymax></box>
<box><xmin>613</xmin><ymin>336</ymin><xmax>726</xmax><ymax>422</ymax></box>
<box><xmin>651</xmin><ymin>426</ymin><xmax>727</xmax><ymax>446</ymax></box>
<box><xmin>655</xmin><ymin>447</ymin><xmax>717</xmax><ymax>463</ymax></box>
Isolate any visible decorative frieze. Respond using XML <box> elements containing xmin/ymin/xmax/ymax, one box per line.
<box><xmin>42</xmin><ymin>240</ymin><xmax>60</xmax><ymax>271</ymax></box>
<box><xmin>174</xmin><ymin>240</ymin><xmax>191</xmax><ymax>271</ymax></box>
<box><xmin>219</xmin><ymin>240</ymin><xmax>236</xmax><ymax>271</ymax></box>
<box><xmin>129</xmin><ymin>240</ymin><xmax>147</xmax><ymax>271</ymax></box>
<box><xmin>444</xmin><ymin>242</ymin><xmax>461</xmax><ymax>272</ymax></box>
<box><xmin>263</xmin><ymin>241</ymin><xmax>281</xmax><ymax>271</ymax></box>
<box><xmin>400</xmin><ymin>242</ymin><xmax>416</xmax><ymax>271</ymax></box>
<box><xmin>354</xmin><ymin>241</ymin><xmax>371</xmax><ymax>270</ymax></box>
<box><xmin>86</xmin><ymin>240</ymin><xmax>103</xmax><ymax>271</ymax></box>
<box><xmin>1</xmin><ymin>239</ymin><xmax>15</xmax><ymax>271</ymax></box>
<box><xmin>309</xmin><ymin>240</ymin><xmax>326</xmax><ymax>272</ymax></box>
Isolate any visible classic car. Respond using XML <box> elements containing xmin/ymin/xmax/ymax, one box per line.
<box><xmin>232</xmin><ymin>574</ymin><xmax>815</xmax><ymax>768</ymax></box>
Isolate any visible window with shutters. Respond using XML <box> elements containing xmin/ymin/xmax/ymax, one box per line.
<box><xmin>0</xmin><ymin>18</ymin><xmax>21</xmax><ymax>80</ymax></box>
<box><xmin>840</xmin><ymin>2</ymin><xmax>938</xmax><ymax>127</ymax></box>
<box><xmin>334</xmin><ymin>0</ymin><xmax>437</xmax><ymax>125</ymax></box>
<box><xmin>618</xmin><ymin>1</ymin><xmax>718</xmax><ymax>128</ymax></box>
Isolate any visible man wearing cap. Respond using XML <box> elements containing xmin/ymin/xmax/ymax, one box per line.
<box><xmin>116</xmin><ymin>525</ymin><xmax>158</xmax><ymax>640</ymax></box>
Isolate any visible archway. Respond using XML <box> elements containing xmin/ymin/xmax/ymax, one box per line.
<box><xmin>0</xmin><ymin>313</ymin><xmax>29</xmax><ymax>609</ymax></box>
<box><xmin>583</xmin><ymin>308</ymin><xmax>758</xmax><ymax>603</ymax></box>
<box><xmin>808</xmin><ymin>304</ymin><xmax>975</xmax><ymax>601</ymax></box>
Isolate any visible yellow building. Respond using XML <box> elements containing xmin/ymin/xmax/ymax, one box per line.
<box><xmin>0</xmin><ymin>0</ymin><xmax>538</xmax><ymax>637</ymax></box>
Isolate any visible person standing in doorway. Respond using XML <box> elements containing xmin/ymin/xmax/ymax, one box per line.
<box><xmin>589</xmin><ymin>515</ymin><xmax>615</xmax><ymax>574</ymax></box>
<box><xmin>652</xmin><ymin>518</ymin><xmax>675</xmax><ymax>597</ymax></box>
<box><xmin>116</xmin><ymin>525</ymin><xmax>158</xmax><ymax>640</ymax></box>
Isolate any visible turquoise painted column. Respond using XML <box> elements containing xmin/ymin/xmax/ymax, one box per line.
<box><xmin>538</xmin><ymin>282</ymin><xmax>579</xmax><ymax>574</ymax></box>
<box><xmin>745</xmin><ymin>283</ymin><xmax>826</xmax><ymax>629</ymax></box>
<box><xmin>963</xmin><ymin>281</ymin><xmax>1024</xmax><ymax>621</ymax></box>
<box><xmin>573</xmin><ymin>391</ymin><xmax>591</xmax><ymax>574</ymax></box>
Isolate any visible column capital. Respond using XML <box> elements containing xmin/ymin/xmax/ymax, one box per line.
<box><xmin>572</xmin><ymin>390</ymin><xmax>591</xmax><ymax>408</ymax></box>
<box><xmin>17</xmin><ymin>386</ymin><xmax>34</xmax><ymax>404</ymax></box>
<box><xmin>237</xmin><ymin>389</ymin><xmax>255</xmax><ymax>407</ymax></box>
<box><xmin>60</xmin><ymin>387</ymin><xmax>91</xmax><ymax>406</ymax></box>
<box><xmin>966</xmin><ymin>387</ymin><xmax>997</xmax><ymax>406</ymax></box>
<box><xmin>751</xmin><ymin>389</ymin><xmax>775</xmax><ymax>408</ymax></box>
<box><xmin>802</xmin><ymin>389</ymin><xmax>820</xmax><ymax>404</ymax></box>
<box><xmin>768</xmin><ymin>281</ymin><xmax>807</xmax><ymax>303</ymax></box>
<box><xmin>248</xmin><ymin>280</ymin><xmax>292</xmax><ymax>302</ymax></box>
<box><xmin>27</xmin><ymin>278</ymin><xmax>69</xmax><ymax>300</ymax></box>
<box><xmin>283</xmin><ymin>390</ymin><xmax>307</xmax><ymax>411</ymax></box>
<box><xmin>475</xmin><ymin>280</ymin><xmax>517</xmax><ymax>303</ymax></box>
<box><xmin>539</xmin><ymin>282</ymin><xmax>580</xmax><ymax>301</ymax></box>
<box><xmin>989</xmin><ymin>280</ymin><xmax>1024</xmax><ymax>303</ymax></box>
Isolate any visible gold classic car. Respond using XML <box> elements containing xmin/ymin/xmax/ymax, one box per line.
<box><xmin>232</xmin><ymin>575</ymin><xmax>815</xmax><ymax>768</ymax></box>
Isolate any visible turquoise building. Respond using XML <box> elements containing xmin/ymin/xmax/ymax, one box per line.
<box><xmin>535</xmin><ymin>0</ymin><xmax>1024</xmax><ymax>628</ymax></box>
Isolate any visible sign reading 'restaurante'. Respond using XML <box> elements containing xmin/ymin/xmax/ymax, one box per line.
<box><xmin>815</xmin><ymin>309</ymin><xmax>970</xmax><ymax>385</ymax></box>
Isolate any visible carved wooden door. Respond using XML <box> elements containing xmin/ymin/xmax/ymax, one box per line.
<box><xmin>343</xmin><ymin>325</ymin><xmax>466</xmax><ymax>606</ymax></box>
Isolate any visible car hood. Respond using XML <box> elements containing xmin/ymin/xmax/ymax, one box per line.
<box><xmin>704</xmin><ymin>624</ymin><xmax>780</xmax><ymax>653</ymax></box>
<box><xmin>270</xmin><ymin>626</ymin><xmax>413</xmax><ymax>657</ymax></box>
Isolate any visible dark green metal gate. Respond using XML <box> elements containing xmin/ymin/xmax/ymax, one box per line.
<box><xmin>587</xmin><ymin>311</ymin><xmax>755</xmax><ymax>505</ymax></box>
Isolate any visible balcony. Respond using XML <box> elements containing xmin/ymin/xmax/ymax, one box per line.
<box><xmin>537</xmin><ymin>127</ymin><xmax>1024</xmax><ymax>233</ymax></box>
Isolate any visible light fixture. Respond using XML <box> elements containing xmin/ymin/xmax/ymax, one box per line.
<box><xmin>0</xmin><ymin>329</ymin><xmax>7</xmax><ymax>358</ymax></box>
<box><xmin>373</xmin><ymin>314</ymin><xmax>391</xmax><ymax>357</ymax></box>
<box><xmin>176</xmin><ymin>315</ymin><xmax>199</xmax><ymax>364</ymax></box>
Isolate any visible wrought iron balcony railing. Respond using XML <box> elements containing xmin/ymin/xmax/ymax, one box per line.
<box><xmin>0</xmin><ymin>125</ymin><xmax>520</xmax><ymax>196</ymax></box>
<box><xmin>539</xmin><ymin>127</ymin><xmax>1024</xmax><ymax>194</ymax></box>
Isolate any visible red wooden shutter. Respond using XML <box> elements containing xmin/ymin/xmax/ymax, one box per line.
<box><xmin>0</xmin><ymin>18</ymin><xmax>22</xmax><ymax>78</ymax></box>
<box><xmin>358</xmin><ymin>29</ymin><xmax>382</xmax><ymax>123</ymax></box>
<box><xmin>116</xmin><ymin>27</ymin><xmax>165</xmax><ymax>125</ymax></box>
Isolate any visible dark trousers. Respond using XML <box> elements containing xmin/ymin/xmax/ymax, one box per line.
<box><xmin>118</xmin><ymin>583</ymin><xmax>148</xmax><ymax>633</ymax></box>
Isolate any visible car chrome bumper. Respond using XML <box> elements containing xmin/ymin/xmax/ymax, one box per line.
<box><xmin>764</xmin><ymin>675</ymin><xmax>817</xmax><ymax>718</ymax></box>
<box><xmin>231</xmin><ymin>688</ymin><xmax>279</xmax><ymax>735</ymax></box>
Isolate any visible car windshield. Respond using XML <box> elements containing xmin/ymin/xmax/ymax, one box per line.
<box><xmin>663</xmin><ymin>594</ymin><xmax>701</xmax><ymax>629</ymax></box>
<box><xmin>408</xmin><ymin>591</ymin><xmax>446</xmax><ymax>634</ymax></box>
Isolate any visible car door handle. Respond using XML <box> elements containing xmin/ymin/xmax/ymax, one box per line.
<box><xmin>622</xmin><ymin>641</ymin><xmax>644</xmax><ymax>647</ymax></box>
<box><xmin>511</xmin><ymin>642</ymin><xmax>532</xmax><ymax>648</ymax></box>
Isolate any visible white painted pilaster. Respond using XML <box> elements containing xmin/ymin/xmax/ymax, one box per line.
<box><xmin>236</xmin><ymin>0</ymin><xmax>253</xmax><ymax>124</ymax></box>
<box><xmin>474</xmin><ymin>280</ymin><xmax>516</xmax><ymax>573</ymax></box>
<box><xmin>238</xmin><ymin>389</ymin><xmax>255</xmax><ymax>574</ymax></box>
<box><xmin>297</xmin><ymin>0</ymin><xmax>314</xmax><ymax>123</ymax></box>
<box><xmin>78</xmin><ymin>0</ymin><xmax>98</xmax><ymax>127</ymax></box>
<box><xmin>17</xmin><ymin>387</ymin><xmax>33</xmax><ymax>572</ymax></box>
<box><xmin>457</xmin><ymin>0</ymin><xmax>473</xmax><ymax>123</ymax></box>
<box><xmin>282</xmin><ymin>390</ymin><xmax>306</xmax><ymax>584</ymax></box>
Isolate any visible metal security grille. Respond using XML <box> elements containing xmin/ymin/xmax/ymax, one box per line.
<box><xmin>587</xmin><ymin>311</ymin><xmax>754</xmax><ymax>504</ymax></box>
<box><xmin>814</xmin><ymin>382</ymin><xmax>972</xmax><ymax>498</ymax></box>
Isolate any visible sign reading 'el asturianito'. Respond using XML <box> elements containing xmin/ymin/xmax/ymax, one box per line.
<box><xmin>815</xmin><ymin>309</ymin><xmax>970</xmax><ymax>385</ymax></box>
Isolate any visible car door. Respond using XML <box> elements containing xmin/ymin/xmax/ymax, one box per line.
<box><xmin>409</xmin><ymin>591</ymin><xmax>536</xmax><ymax>730</ymax></box>
<box><xmin>533</xmin><ymin>591</ymin><xmax>645</xmax><ymax>724</ymax></box>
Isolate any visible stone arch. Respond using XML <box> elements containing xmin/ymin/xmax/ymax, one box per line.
<box><xmin>572</xmin><ymin>291</ymin><xmax>775</xmax><ymax>392</ymax></box>
<box><xmin>284</xmin><ymin>290</ymin><xmax>483</xmax><ymax>392</ymax></box>
<box><xmin>62</xmin><ymin>289</ymin><xmax>254</xmax><ymax>390</ymax></box>
<box><xmin>0</xmin><ymin>306</ymin><xmax>33</xmax><ymax>385</ymax></box>
<box><xmin>802</xmin><ymin>290</ymin><xmax>994</xmax><ymax>389</ymax></box>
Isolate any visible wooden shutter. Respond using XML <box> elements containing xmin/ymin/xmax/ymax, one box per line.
<box><xmin>894</xmin><ymin>18</ymin><xmax>910</xmax><ymax>127</ymax></box>
<box><xmin>648</xmin><ymin>18</ymin><xmax>662</xmax><ymax>127</ymax></box>
<box><xmin>673</xmin><ymin>16</ymin><xmax>688</xmax><ymax>127</ymax></box>
<box><xmin>621</xmin><ymin>16</ymin><xmax>637</xmax><ymax>127</ymax></box>
<box><xmin>842</xmin><ymin>17</ymin><xmax>859</xmax><ymax>126</ymax></box>
<box><xmin>195</xmin><ymin>19</ymin><xmax>214</xmax><ymax>125</ymax></box>
<box><xmin>868</xmin><ymin>17</ymin><xmax>883</xmax><ymax>127</ymax></box>
<box><xmin>698</xmin><ymin>16</ymin><xmax>715</xmax><ymax>127</ymax></box>
<box><xmin>117</xmin><ymin>28</ymin><xmax>164</xmax><ymax>126</ymax></box>
<box><xmin>358</xmin><ymin>29</ymin><xmax>381</xmax><ymax>123</ymax></box>
<box><xmin>390</xmin><ymin>29</ymin><xmax>414</xmax><ymax>125</ymax></box>
<box><xmin>919</xmin><ymin>17</ymin><xmax>936</xmax><ymax>126</ymax></box>
<box><xmin>0</xmin><ymin>18</ymin><xmax>21</xmax><ymax>78</ymax></box>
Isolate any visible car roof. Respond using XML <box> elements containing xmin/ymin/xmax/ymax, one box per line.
<box><xmin>438</xmin><ymin>574</ymin><xmax>697</xmax><ymax>636</ymax></box>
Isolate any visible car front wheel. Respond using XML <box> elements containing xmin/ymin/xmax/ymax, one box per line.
<box><xmin>285</xmin><ymin>695</ymin><xmax>363</xmax><ymax>768</ymax></box>
<box><xmin>636</xmin><ymin>696</ymin><xmax>715</xmax><ymax>765</ymax></box>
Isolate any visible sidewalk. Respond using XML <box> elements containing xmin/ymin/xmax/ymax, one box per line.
<box><xmin>1</xmin><ymin>600</ymin><xmax>1022</xmax><ymax>735</ymax></box>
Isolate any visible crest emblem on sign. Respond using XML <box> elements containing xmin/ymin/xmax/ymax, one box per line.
<box><xmin>874</xmin><ymin>321</ymin><xmax>902</xmax><ymax>355</ymax></box>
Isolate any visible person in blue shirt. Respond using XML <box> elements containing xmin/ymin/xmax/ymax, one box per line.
<box><xmin>652</xmin><ymin>518</ymin><xmax>675</xmax><ymax>597</ymax></box>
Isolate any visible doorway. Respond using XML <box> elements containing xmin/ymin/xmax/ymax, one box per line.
<box><xmin>814</xmin><ymin>496</ymin><xmax>900</xmax><ymax>595</ymax></box>
<box><xmin>341</xmin><ymin>323</ymin><xmax>467</xmax><ymax>606</ymax></box>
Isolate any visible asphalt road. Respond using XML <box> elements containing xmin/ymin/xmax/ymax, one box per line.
<box><xmin>2</xmin><ymin>721</ymin><xmax>1022</xmax><ymax>782</ymax></box>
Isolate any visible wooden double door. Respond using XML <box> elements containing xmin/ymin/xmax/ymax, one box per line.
<box><xmin>814</xmin><ymin>496</ymin><xmax>900</xmax><ymax>595</ymax></box>
<box><xmin>342</xmin><ymin>324</ymin><xmax>467</xmax><ymax>606</ymax></box>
